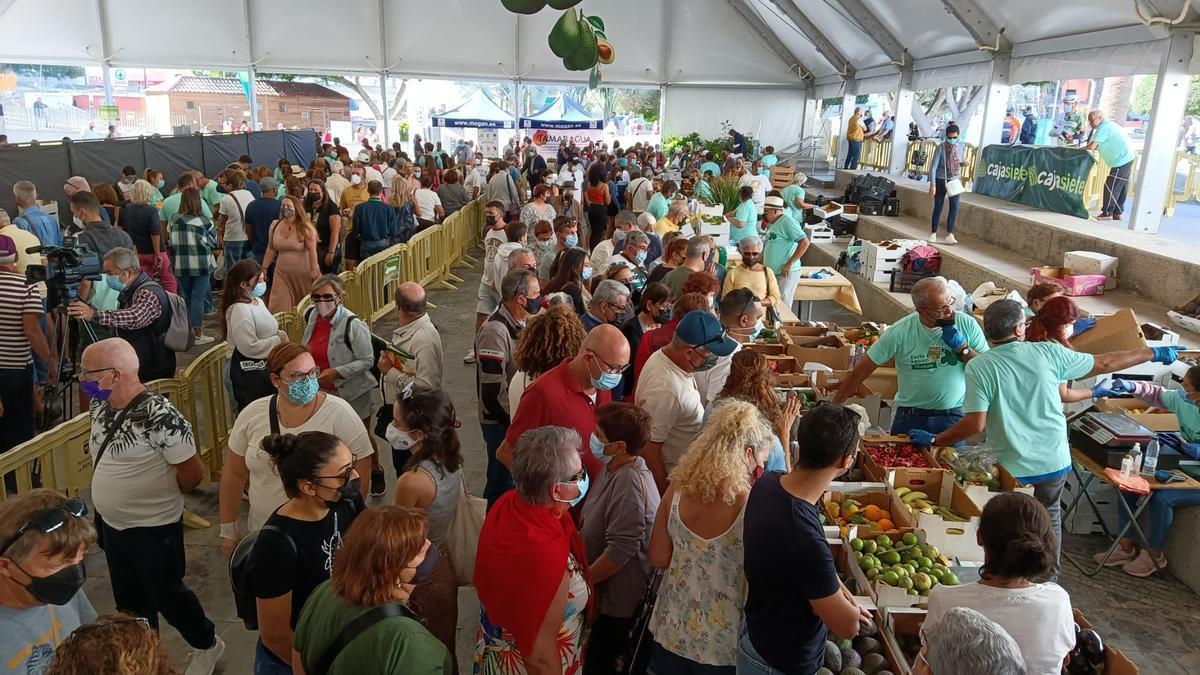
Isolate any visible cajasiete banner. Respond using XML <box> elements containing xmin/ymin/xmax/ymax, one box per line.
<box><xmin>973</xmin><ymin>144</ymin><xmax>1096</xmax><ymax>219</ymax></box>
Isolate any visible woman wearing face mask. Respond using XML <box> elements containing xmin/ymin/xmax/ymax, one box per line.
<box><xmin>293</xmin><ymin>506</ymin><xmax>452</xmax><ymax>674</ymax></box>
<box><xmin>532</xmin><ymin>220</ymin><xmax>558</xmax><ymax>279</ymax></box>
<box><xmin>262</xmin><ymin>195</ymin><xmax>320</xmax><ymax>314</ymax></box>
<box><xmin>620</xmin><ymin>282</ymin><xmax>674</xmax><ymax>394</ymax></box>
<box><xmin>928</xmin><ymin>122</ymin><xmax>963</xmax><ymax>245</ymax></box>
<box><xmin>143</xmin><ymin>168</ymin><xmax>166</xmax><ymax>207</ymax></box>
<box><xmin>219</xmin><ymin>344</ymin><xmax>375</xmax><ymax>560</ymax></box>
<box><xmin>246</xmin><ymin>431</ymin><xmax>365</xmax><ymax>674</ymax></box>
<box><xmin>521</xmin><ymin>184</ymin><xmax>558</xmax><ymax>231</ymax></box>
<box><xmin>646</xmin><ymin>234</ymin><xmax>687</xmax><ymax>283</ymax></box>
<box><xmin>552</xmin><ymin>181</ymin><xmax>585</xmax><ymax>233</ymax></box>
<box><xmin>389</xmin><ymin>386</ymin><xmax>464</xmax><ymax>663</ymax></box>
<box><xmin>647</xmin><ymin>399</ymin><xmax>775</xmax><ymax>673</ymax></box>
<box><xmin>304</xmin><ymin>178</ymin><xmax>342</xmax><ymax>274</ymax></box>
<box><xmin>579</xmin><ymin>403</ymin><xmax>661</xmax><ymax>675</ymax></box>
<box><xmin>542</xmin><ymin>247</ymin><xmax>592</xmax><ymax>316</ymax></box>
<box><xmin>708</xmin><ymin>350</ymin><xmax>803</xmax><ymax>473</ymax></box>
<box><xmin>474</xmin><ymin>426</ymin><xmax>593</xmax><ymax>675</ymax></box>
<box><xmin>722</xmin><ymin>236</ymin><xmax>781</xmax><ymax>310</ymax></box>
<box><xmin>436</xmin><ymin>168</ymin><xmax>470</xmax><ymax>219</ymax></box>
<box><xmin>222</xmin><ymin>259</ymin><xmax>288</xmax><ymax>412</ymax></box>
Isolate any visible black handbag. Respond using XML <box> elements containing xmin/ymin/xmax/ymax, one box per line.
<box><xmin>623</xmin><ymin>570</ymin><xmax>664</xmax><ymax>675</ymax></box>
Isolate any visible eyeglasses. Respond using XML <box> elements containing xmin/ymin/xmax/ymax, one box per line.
<box><xmin>588</xmin><ymin>349</ymin><xmax>629</xmax><ymax>374</ymax></box>
<box><xmin>918</xmin><ymin>303</ymin><xmax>953</xmax><ymax>316</ymax></box>
<box><xmin>311</xmin><ymin>293</ymin><xmax>339</xmax><ymax>303</ymax></box>
<box><xmin>76</xmin><ymin>367</ymin><xmax>114</xmax><ymax>382</ymax></box>
<box><xmin>313</xmin><ymin>465</ymin><xmax>356</xmax><ymax>487</ymax></box>
<box><xmin>0</xmin><ymin>497</ymin><xmax>88</xmax><ymax>557</ymax></box>
<box><xmin>560</xmin><ymin>468</ymin><xmax>586</xmax><ymax>484</ymax></box>
<box><xmin>281</xmin><ymin>367</ymin><xmax>321</xmax><ymax>384</ymax></box>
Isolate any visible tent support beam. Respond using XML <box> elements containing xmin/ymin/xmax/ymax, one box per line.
<box><xmin>378</xmin><ymin>0</ymin><xmax>390</xmax><ymax>146</ymax></box>
<box><xmin>242</xmin><ymin>0</ymin><xmax>258</xmax><ymax>131</ymax></box>
<box><xmin>727</xmin><ymin>0</ymin><xmax>813</xmax><ymax>83</ymax></box>
<box><xmin>1130</xmin><ymin>31</ymin><xmax>1194</xmax><ymax>234</ymax></box>
<box><xmin>838</xmin><ymin>91</ymin><xmax>856</xmax><ymax>169</ymax></box>
<box><xmin>94</xmin><ymin>0</ymin><xmax>114</xmax><ymax>107</ymax></box>
<box><xmin>828</xmin><ymin>0</ymin><xmax>908</xmax><ymax>66</ymax></box>
<box><xmin>939</xmin><ymin>0</ymin><xmax>1012</xmax><ymax>52</ymax></box>
<box><xmin>887</xmin><ymin>66</ymin><xmax>914</xmax><ymax>175</ymax></box>
<box><xmin>977</xmin><ymin>52</ymin><xmax>1011</xmax><ymax>148</ymax></box>
<box><xmin>768</xmin><ymin>0</ymin><xmax>853</xmax><ymax>79</ymax></box>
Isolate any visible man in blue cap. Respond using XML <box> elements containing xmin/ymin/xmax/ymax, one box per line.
<box><xmin>636</xmin><ymin>310</ymin><xmax>739</xmax><ymax>491</ymax></box>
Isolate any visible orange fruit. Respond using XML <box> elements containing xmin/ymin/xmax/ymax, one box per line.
<box><xmin>862</xmin><ymin>505</ymin><xmax>883</xmax><ymax>522</ymax></box>
<box><xmin>877</xmin><ymin>519</ymin><xmax>894</xmax><ymax>532</ymax></box>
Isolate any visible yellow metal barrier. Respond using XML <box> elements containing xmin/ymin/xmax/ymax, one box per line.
<box><xmin>904</xmin><ymin>141</ymin><xmax>980</xmax><ymax>185</ymax></box>
<box><xmin>1165</xmin><ymin>151</ymin><xmax>1200</xmax><ymax>217</ymax></box>
<box><xmin>858</xmin><ymin>139</ymin><xmax>893</xmax><ymax>171</ymax></box>
<box><xmin>0</xmin><ymin>414</ymin><xmax>91</xmax><ymax>503</ymax></box>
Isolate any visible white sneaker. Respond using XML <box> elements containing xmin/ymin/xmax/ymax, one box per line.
<box><xmin>184</xmin><ymin>635</ymin><xmax>225</xmax><ymax>675</ymax></box>
<box><xmin>194</xmin><ymin>334</ymin><xmax>216</xmax><ymax>346</ymax></box>
<box><xmin>945</xmin><ymin>234</ymin><xmax>959</xmax><ymax>245</ymax></box>
<box><xmin>463</xmin><ymin>349</ymin><xmax>476</xmax><ymax>364</ymax></box>
<box><xmin>929</xmin><ymin>233</ymin><xmax>938</xmax><ymax>243</ymax></box>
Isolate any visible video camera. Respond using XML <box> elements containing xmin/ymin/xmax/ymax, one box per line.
<box><xmin>25</xmin><ymin>236</ymin><xmax>102</xmax><ymax>304</ymax></box>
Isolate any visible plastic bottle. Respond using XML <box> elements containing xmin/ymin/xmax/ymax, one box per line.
<box><xmin>1120</xmin><ymin>454</ymin><xmax>1134</xmax><ymax>478</ymax></box>
<box><xmin>1128</xmin><ymin>443</ymin><xmax>1142</xmax><ymax>476</ymax></box>
<box><xmin>1141</xmin><ymin>439</ymin><xmax>1160</xmax><ymax>477</ymax></box>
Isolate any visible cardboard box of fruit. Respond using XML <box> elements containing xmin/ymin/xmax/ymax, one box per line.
<box><xmin>932</xmin><ymin>446</ymin><xmax>1036</xmax><ymax>509</ymax></box>
<box><xmin>845</xmin><ymin>528</ymin><xmax>959</xmax><ymax>609</ymax></box>
<box><xmin>815</xmin><ymin>605</ymin><xmax>906</xmax><ymax>675</ymax></box>
<box><xmin>823</xmin><ymin>489</ymin><xmax>917</xmax><ymax>541</ymax></box>
<box><xmin>1073</xmin><ymin>609</ymin><xmax>1138</xmax><ymax>675</ymax></box>
<box><xmin>1094</xmin><ymin>397</ymin><xmax>1180</xmax><ymax>433</ymax></box>
<box><xmin>860</xmin><ymin>437</ymin><xmax>940</xmax><ymax>482</ymax></box>
<box><xmin>880</xmin><ymin>606</ymin><xmax>927</xmax><ymax>674</ymax></box>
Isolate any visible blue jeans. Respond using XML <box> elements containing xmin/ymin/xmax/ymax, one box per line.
<box><xmin>175</xmin><ymin>274</ymin><xmax>210</xmax><ymax>330</ymax></box>
<box><xmin>223</xmin><ymin>240</ymin><xmax>251</xmax><ymax>272</ymax></box>
<box><xmin>1118</xmin><ymin>489</ymin><xmax>1200</xmax><ymax>550</ymax></box>
<box><xmin>649</xmin><ymin>641</ymin><xmax>734</xmax><ymax>675</ymax></box>
<box><xmin>931</xmin><ymin>178</ymin><xmax>960</xmax><ymax>234</ymax></box>
<box><xmin>844</xmin><ymin>141</ymin><xmax>862</xmax><ymax>170</ymax></box>
<box><xmin>1032</xmin><ymin>474</ymin><xmax>1067</xmax><ymax>581</ymax></box>
<box><xmin>736</xmin><ymin>625</ymin><xmax>787</xmax><ymax>675</ymax></box>
<box><xmin>482</xmin><ymin>423</ymin><xmax>512</xmax><ymax>508</ymax></box>
<box><xmin>255</xmin><ymin>640</ymin><xmax>292</xmax><ymax>674</ymax></box>
<box><xmin>890</xmin><ymin>406</ymin><xmax>964</xmax><ymax>437</ymax></box>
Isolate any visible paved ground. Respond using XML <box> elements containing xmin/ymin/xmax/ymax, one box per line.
<box><xmin>76</xmin><ymin>256</ymin><xmax>1200</xmax><ymax>673</ymax></box>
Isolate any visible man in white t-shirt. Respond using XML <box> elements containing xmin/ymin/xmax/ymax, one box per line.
<box><xmin>465</xmin><ymin>156</ymin><xmax>489</xmax><ymax>200</ymax></box>
<box><xmin>325</xmin><ymin>161</ymin><xmax>351</xmax><ymax>205</ymax></box>
<box><xmin>414</xmin><ymin>175</ymin><xmax>443</xmax><ymax>225</ymax></box>
<box><xmin>626</xmin><ymin>170</ymin><xmax>654</xmax><ymax>213</ymax></box>
<box><xmin>636</xmin><ymin>310</ymin><xmax>738</xmax><ymax>491</ymax></box>
<box><xmin>738</xmin><ymin>162</ymin><xmax>767</xmax><ymax>215</ymax></box>
<box><xmin>81</xmin><ymin>338</ymin><xmax>226</xmax><ymax>674</ymax></box>
<box><xmin>216</xmin><ymin>169</ymin><xmax>256</xmax><ymax>271</ymax></box>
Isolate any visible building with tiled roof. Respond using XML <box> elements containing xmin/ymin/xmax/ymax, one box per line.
<box><xmin>146</xmin><ymin>76</ymin><xmax>350</xmax><ymax>132</ymax></box>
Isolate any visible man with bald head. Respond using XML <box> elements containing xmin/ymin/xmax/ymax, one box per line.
<box><xmin>380</xmin><ymin>280</ymin><xmax>443</xmax><ymax>397</ymax></box>
<box><xmin>498</xmin><ymin>324</ymin><xmax>630</xmax><ymax>484</ymax></box>
<box><xmin>80</xmin><ymin>338</ymin><xmax>225</xmax><ymax>673</ymax></box>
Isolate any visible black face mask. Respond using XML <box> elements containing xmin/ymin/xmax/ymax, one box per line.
<box><xmin>409</xmin><ymin>546</ymin><xmax>439</xmax><ymax>585</ymax></box>
<box><xmin>485</xmin><ymin>215</ymin><xmax>499</xmax><ymax>228</ymax></box>
<box><xmin>17</xmin><ymin>561</ymin><xmax>86</xmax><ymax>606</ymax></box>
<box><xmin>654</xmin><ymin>307</ymin><xmax>672</xmax><ymax>324</ymax></box>
<box><xmin>323</xmin><ymin>477</ymin><xmax>361</xmax><ymax>508</ymax></box>
<box><xmin>741</xmin><ymin>254</ymin><xmax>760</xmax><ymax>267</ymax></box>
<box><xmin>306</xmin><ymin>193</ymin><xmax>320</xmax><ymax>205</ymax></box>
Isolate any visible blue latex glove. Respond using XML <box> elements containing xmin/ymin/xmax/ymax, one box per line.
<box><xmin>1091</xmin><ymin>384</ymin><xmax>1116</xmax><ymax>398</ymax></box>
<box><xmin>940</xmin><ymin>324</ymin><xmax>967</xmax><ymax>352</ymax></box>
<box><xmin>1109</xmin><ymin>379</ymin><xmax>1136</xmax><ymax>394</ymax></box>
<box><xmin>908</xmin><ymin>429</ymin><xmax>936</xmax><ymax>447</ymax></box>
<box><xmin>1073</xmin><ymin>316</ymin><xmax>1097</xmax><ymax>336</ymax></box>
<box><xmin>1151</xmin><ymin>346</ymin><xmax>1181</xmax><ymax>364</ymax></box>
<box><xmin>1182</xmin><ymin>443</ymin><xmax>1200</xmax><ymax>460</ymax></box>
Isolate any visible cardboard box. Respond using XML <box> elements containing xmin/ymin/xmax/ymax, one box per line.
<box><xmin>1094</xmin><ymin>397</ymin><xmax>1180</xmax><ymax>432</ymax></box>
<box><xmin>764</xmin><ymin>354</ymin><xmax>797</xmax><ymax>374</ymax></box>
<box><xmin>745</xmin><ymin>342</ymin><xmax>787</xmax><ymax>357</ymax></box>
<box><xmin>815</xmin><ymin>202</ymin><xmax>843</xmax><ymax>219</ymax></box>
<box><xmin>915</xmin><ymin>487</ymin><xmax>984</xmax><ymax>564</ymax></box>
<box><xmin>1074</xmin><ymin>609</ymin><xmax>1139</xmax><ymax>675</ymax></box>
<box><xmin>860</xmin><ymin>436</ymin><xmax>941</xmax><ymax>481</ymax></box>
<box><xmin>865</xmin><ymin>367</ymin><xmax>899</xmax><ymax>399</ymax></box>
<box><xmin>1064</xmin><ymin>250</ymin><xmax>1118</xmax><ymax>290</ymax></box>
<box><xmin>880</xmin><ymin>607</ymin><xmax>928</xmax><ymax>674</ymax></box>
<box><xmin>781</xmin><ymin>325</ymin><xmax>827</xmax><ymax>339</ymax></box>
<box><xmin>1072</xmin><ymin>309</ymin><xmax>1148</xmax><ymax>354</ymax></box>
<box><xmin>960</xmin><ymin>463</ymin><xmax>1036</xmax><ymax>509</ymax></box>
<box><xmin>804</xmin><ymin>224</ymin><xmax>835</xmax><ymax>243</ymax></box>
<box><xmin>787</xmin><ymin>335</ymin><xmax>853</xmax><ymax>370</ymax></box>
<box><xmin>841</xmin><ymin>203</ymin><xmax>860</xmax><ymax>222</ymax></box>
<box><xmin>1029</xmin><ymin>266</ymin><xmax>1107</xmax><ymax>297</ymax></box>
<box><xmin>824</xmin><ymin>488</ymin><xmax>918</xmax><ymax>533</ymax></box>
<box><xmin>814</xmin><ymin>370</ymin><xmax>885</xmax><ymax>427</ymax></box>
<box><xmin>770</xmin><ymin>372</ymin><xmax>811</xmax><ymax>388</ymax></box>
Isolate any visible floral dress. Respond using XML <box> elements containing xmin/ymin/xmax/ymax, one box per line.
<box><xmin>474</xmin><ymin>554</ymin><xmax>589</xmax><ymax>675</ymax></box>
<box><xmin>647</xmin><ymin>490</ymin><xmax>747</xmax><ymax>667</ymax></box>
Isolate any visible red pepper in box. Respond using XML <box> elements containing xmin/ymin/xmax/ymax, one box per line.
<box><xmin>866</xmin><ymin>442</ymin><xmax>933</xmax><ymax>469</ymax></box>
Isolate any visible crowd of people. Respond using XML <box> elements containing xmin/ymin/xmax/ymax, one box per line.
<box><xmin>0</xmin><ymin>127</ymin><xmax>1195</xmax><ymax>675</ymax></box>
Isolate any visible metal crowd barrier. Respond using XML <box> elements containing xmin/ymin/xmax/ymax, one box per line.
<box><xmin>0</xmin><ymin>199</ymin><xmax>484</xmax><ymax>503</ymax></box>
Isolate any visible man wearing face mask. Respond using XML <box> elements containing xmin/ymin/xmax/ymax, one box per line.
<box><xmin>692</xmin><ymin>288</ymin><xmax>766</xmax><ymax>407</ymax></box>
<box><xmin>338</xmin><ymin>164</ymin><xmax>371</xmax><ymax>223</ymax></box>
<box><xmin>552</xmin><ymin>180</ymin><xmax>585</xmax><ymax>230</ymax></box>
<box><xmin>469</xmin><ymin>203</ymin><xmax>515</xmax><ymax>365</ymax></box>
<box><xmin>0</xmin><ymin>490</ymin><xmax>98</xmax><ymax>674</ymax></box>
<box><xmin>636</xmin><ymin>310</ymin><xmax>738</xmax><ymax>491</ymax></box>
<box><xmin>70</xmin><ymin>191</ymin><xmax>132</xmax><ymax>258</ymax></box>
<box><xmin>498</xmin><ymin>325</ymin><xmax>631</xmax><ymax>482</ymax></box>
<box><xmin>79</xmin><ymin>338</ymin><xmax>225</xmax><ymax>674</ymax></box>
<box><xmin>833</xmin><ymin>276</ymin><xmax>988</xmax><ymax>436</ymax></box>
<box><xmin>661</xmin><ymin>235</ymin><xmax>714</xmax><ymax>298</ymax></box>
<box><xmin>477</xmin><ymin>269</ymin><xmax>542</xmax><ymax>505</ymax></box>
<box><xmin>610</xmin><ymin>229</ymin><xmax>651</xmax><ymax>301</ymax></box>
<box><xmin>583</xmin><ymin>279</ymin><xmax>632</xmax><ymax>332</ymax></box>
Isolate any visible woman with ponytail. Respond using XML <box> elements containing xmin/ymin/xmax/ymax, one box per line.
<box><xmin>246</xmin><ymin>431</ymin><xmax>365</xmax><ymax>674</ymax></box>
<box><xmin>1024</xmin><ymin>296</ymin><xmax>1107</xmax><ymax>405</ymax></box>
<box><xmin>926</xmin><ymin>492</ymin><xmax>1074</xmax><ymax>675</ymax></box>
<box><xmin>389</xmin><ymin>385</ymin><xmax>464</xmax><ymax>660</ymax></box>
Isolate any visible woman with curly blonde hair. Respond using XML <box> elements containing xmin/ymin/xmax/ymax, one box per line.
<box><xmin>508</xmin><ymin>304</ymin><xmax>587</xmax><ymax>412</ymax></box>
<box><xmin>647</xmin><ymin>398</ymin><xmax>775</xmax><ymax>672</ymax></box>
<box><xmin>710</xmin><ymin>349</ymin><xmax>803</xmax><ymax>472</ymax></box>
<box><xmin>48</xmin><ymin>614</ymin><xmax>177</xmax><ymax>675</ymax></box>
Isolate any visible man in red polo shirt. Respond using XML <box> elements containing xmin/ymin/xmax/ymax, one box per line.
<box><xmin>498</xmin><ymin>324</ymin><xmax>630</xmax><ymax>480</ymax></box>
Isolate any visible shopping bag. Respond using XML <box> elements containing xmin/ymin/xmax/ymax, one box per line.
<box><xmin>945</xmin><ymin>178</ymin><xmax>966</xmax><ymax>197</ymax></box>
<box><xmin>447</xmin><ymin>477</ymin><xmax>487</xmax><ymax>585</ymax></box>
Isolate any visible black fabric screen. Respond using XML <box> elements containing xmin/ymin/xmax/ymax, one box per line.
<box><xmin>0</xmin><ymin>144</ymin><xmax>72</xmax><ymax>222</ymax></box>
<box><xmin>285</xmin><ymin>130</ymin><xmax>317</xmax><ymax>171</ymax></box>
<box><xmin>201</xmin><ymin>134</ymin><xmax>250</xmax><ymax>177</ymax></box>
<box><xmin>144</xmin><ymin>135</ymin><xmax>204</xmax><ymax>190</ymax></box>
<box><xmin>247</xmin><ymin>130</ymin><xmax>287</xmax><ymax>169</ymax></box>
<box><xmin>69</xmin><ymin>138</ymin><xmax>146</xmax><ymax>194</ymax></box>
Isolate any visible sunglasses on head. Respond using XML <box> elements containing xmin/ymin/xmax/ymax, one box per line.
<box><xmin>0</xmin><ymin>498</ymin><xmax>88</xmax><ymax>557</ymax></box>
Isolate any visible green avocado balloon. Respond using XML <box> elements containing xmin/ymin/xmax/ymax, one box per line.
<box><xmin>548</xmin><ymin>10</ymin><xmax>583</xmax><ymax>58</ymax></box>
<box><xmin>501</xmin><ymin>0</ymin><xmax>546</xmax><ymax>15</ymax></box>
<box><xmin>546</xmin><ymin>0</ymin><xmax>584</xmax><ymax>8</ymax></box>
<box><xmin>563</xmin><ymin>21</ymin><xmax>598</xmax><ymax>70</ymax></box>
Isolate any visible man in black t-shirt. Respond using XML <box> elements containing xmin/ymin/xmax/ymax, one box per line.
<box><xmin>741</xmin><ymin>403</ymin><xmax>870</xmax><ymax>674</ymax></box>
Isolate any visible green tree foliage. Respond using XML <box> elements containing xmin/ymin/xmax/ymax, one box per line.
<box><xmin>2</xmin><ymin>63</ymin><xmax>84</xmax><ymax>79</ymax></box>
<box><xmin>1130</xmin><ymin>75</ymin><xmax>1200</xmax><ymax>117</ymax></box>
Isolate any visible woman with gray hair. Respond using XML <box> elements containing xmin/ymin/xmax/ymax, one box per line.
<box><xmin>474</xmin><ymin>426</ymin><xmax>592</xmax><ymax>675</ymax></box>
<box><xmin>916</xmin><ymin>607</ymin><xmax>1027</xmax><ymax>675</ymax></box>
<box><xmin>721</xmin><ymin>235</ymin><xmax>781</xmax><ymax>310</ymax></box>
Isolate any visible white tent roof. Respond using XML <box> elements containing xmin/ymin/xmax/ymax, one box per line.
<box><xmin>0</xmin><ymin>0</ymin><xmax>1190</xmax><ymax>87</ymax></box>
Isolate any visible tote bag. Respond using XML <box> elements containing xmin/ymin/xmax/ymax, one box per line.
<box><xmin>945</xmin><ymin>178</ymin><xmax>966</xmax><ymax>197</ymax></box>
<box><xmin>447</xmin><ymin>477</ymin><xmax>487</xmax><ymax>585</ymax></box>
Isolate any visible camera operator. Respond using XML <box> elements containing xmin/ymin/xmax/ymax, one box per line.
<box><xmin>71</xmin><ymin>191</ymin><xmax>132</xmax><ymax>258</ymax></box>
<box><xmin>67</xmin><ymin>248</ymin><xmax>175</xmax><ymax>382</ymax></box>
<box><xmin>0</xmin><ymin>234</ymin><xmax>56</xmax><ymax>467</ymax></box>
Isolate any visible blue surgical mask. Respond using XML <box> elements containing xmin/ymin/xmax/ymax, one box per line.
<box><xmin>250</xmin><ymin>281</ymin><xmax>267</xmax><ymax>298</ymax></box>
<box><xmin>287</xmin><ymin>376</ymin><xmax>319</xmax><ymax>405</ymax></box>
<box><xmin>564</xmin><ymin>233</ymin><xmax>579</xmax><ymax>248</ymax></box>
<box><xmin>105</xmin><ymin>274</ymin><xmax>126</xmax><ymax>292</ymax></box>
<box><xmin>156</xmin><ymin>179</ymin><xmax>165</xmax><ymax>190</ymax></box>
<box><xmin>946</xmin><ymin>137</ymin><xmax>960</xmax><ymax>145</ymax></box>
<box><xmin>556</xmin><ymin>472</ymin><xmax>590</xmax><ymax>507</ymax></box>
<box><xmin>581</xmin><ymin>266</ymin><xmax>593</xmax><ymax>281</ymax></box>
<box><xmin>750</xmin><ymin>319</ymin><xmax>764</xmax><ymax>340</ymax></box>
<box><xmin>593</xmin><ymin>371</ymin><xmax>622</xmax><ymax>391</ymax></box>
<box><xmin>635</xmin><ymin>250</ymin><xmax>648</xmax><ymax>265</ymax></box>
<box><xmin>590</xmin><ymin>435</ymin><xmax>611</xmax><ymax>464</ymax></box>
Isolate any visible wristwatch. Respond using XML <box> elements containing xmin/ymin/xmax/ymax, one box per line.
<box><xmin>958</xmin><ymin>345</ymin><xmax>971</xmax><ymax>357</ymax></box>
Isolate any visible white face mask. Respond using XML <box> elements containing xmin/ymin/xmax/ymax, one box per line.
<box><xmin>386</xmin><ymin>424</ymin><xmax>418</xmax><ymax>450</ymax></box>
<box><xmin>350</xmin><ymin>174</ymin><xmax>362</xmax><ymax>185</ymax></box>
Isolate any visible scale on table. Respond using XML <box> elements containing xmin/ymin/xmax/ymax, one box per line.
<box><xmin>1069</xmin><ymin>412</ymin><xmax>1155</xmax><ymax>449</ymax></box>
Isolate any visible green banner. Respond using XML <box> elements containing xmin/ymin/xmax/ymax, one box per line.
<box><xmin>973</xmin><ymin>145</ymin><xmax>1096</xmax><ymax>219</ymax></box>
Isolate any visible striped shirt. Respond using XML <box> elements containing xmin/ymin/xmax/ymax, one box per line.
<box><xmin>0</xmin><ymin>271</ymin><xmax>44</xmax><ymax>368</ymax></box>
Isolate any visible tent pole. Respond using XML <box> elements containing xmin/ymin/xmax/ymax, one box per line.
<box><xmin>102</xmin><ymin>64</ymin><xmax>114</xmax><ymax>108</ymax></box>
<box><xmin>887</xmin><ymin>66</ymin><xmax>914</xmax><ymax>176</ymax></box>
<box><xmin>978</xmin><ymin>54</ymin><xmax>1011</xmax><ymax>148</ymax></box>
<box><xmin>1130</xmin><ymin>32</ymin><xmax>1193</xmax><ymax>234</ymax></box>
<box><xmin>247</xmin><ymin>68</ymin><xmax>259</xmax><ymax>131</ymax></box>
<box><xmin>381</xmin><ymin>74</ymin><xmax>390</xmax><ymax>148</ymax></box>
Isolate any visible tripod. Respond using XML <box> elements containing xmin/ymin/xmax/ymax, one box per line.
<box><xmin>39</xmin><ymin>293</ymin><xmax>100</xmax><ymax>431</ymax></box>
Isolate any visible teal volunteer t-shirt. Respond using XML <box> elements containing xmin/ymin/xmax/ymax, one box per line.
<box><xmin>730</xmin><ymin>199</ymin><xmax>758</xmax><ymax>245</ymax></box>
<box><xmin>647</xmin><ymin>193</ymin><xmax>670</xmax><ymax>221</ymax></box>
<box><xmin>1092</xmin><ymin>120</ymin><xmax>1136</xmax><ymax>169</ymax></box>
<box><xmin>963</xmin><ymin>341</ymin><xmax>1094</xmax><ymax>481</ymax></box>
<box><xmin>867</xmin><ymin>312</ymin><xmax>989</xmax><ymax>411</ymax></box>
<box><xmin>781</xmin><ymin>184</ymin><xmax>806</xmax><ymax>224</ymax></box>
<box><xmin>763</xmin><ymin>213</ymin><xmax>807</xmax><ymax>274</ymax></box>
<box><xmin>1160</xmin><ymin>390</ymin><xmax>1200</xmax><ymax>443</ymax></box>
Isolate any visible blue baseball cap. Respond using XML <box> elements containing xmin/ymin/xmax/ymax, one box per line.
<box><xmin>675</xmin><ymin>311</ymin><xmax>738</xmax><ymax>357</ymax></box>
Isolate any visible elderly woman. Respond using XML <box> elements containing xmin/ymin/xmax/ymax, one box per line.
<box><xmin>293</xmin><ymin>506</ymin><xmax>452</xmax><ymax>674</ymax></box>
<box><xmin>722</xmin><ymin>236</ymin><xmax>781</xmax><ymax>309</ymax></box>
<box><xmin>647</xmin><ymin>399</ymin><xmax>775</xmax><ymax>672</ymax></box>
<box><xmin>918</xmin><ymin>608</ymin><xmax>1027</xmax><ymax>675</ymax></box>
<box><xmin>437</xmin><ymin>168</ymin><xmax>470</xmax><ymax>218</ymax></box>
<box><xmin>124</xmin><ymin>179</ymin><xmax>177</xmax><ymax>292</ymax></box>
<box><xmin>927</xmin><ymin>493</ymin><xmax>1073</xmax><ymax>675</ymax></box>
<box><xmin>580</xmin><ymin>403</ymin><xmax>661</xmax><ymax>674</ymax></box>
<box><xmin>510</xmin><ymin>304</ymin><xmax>588</xmax><ymax>411</ymax></box>
<box><xmin>474</xmin><ymin>426</ymin><xmax>592</xmax><ymax>675</ymax></box>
